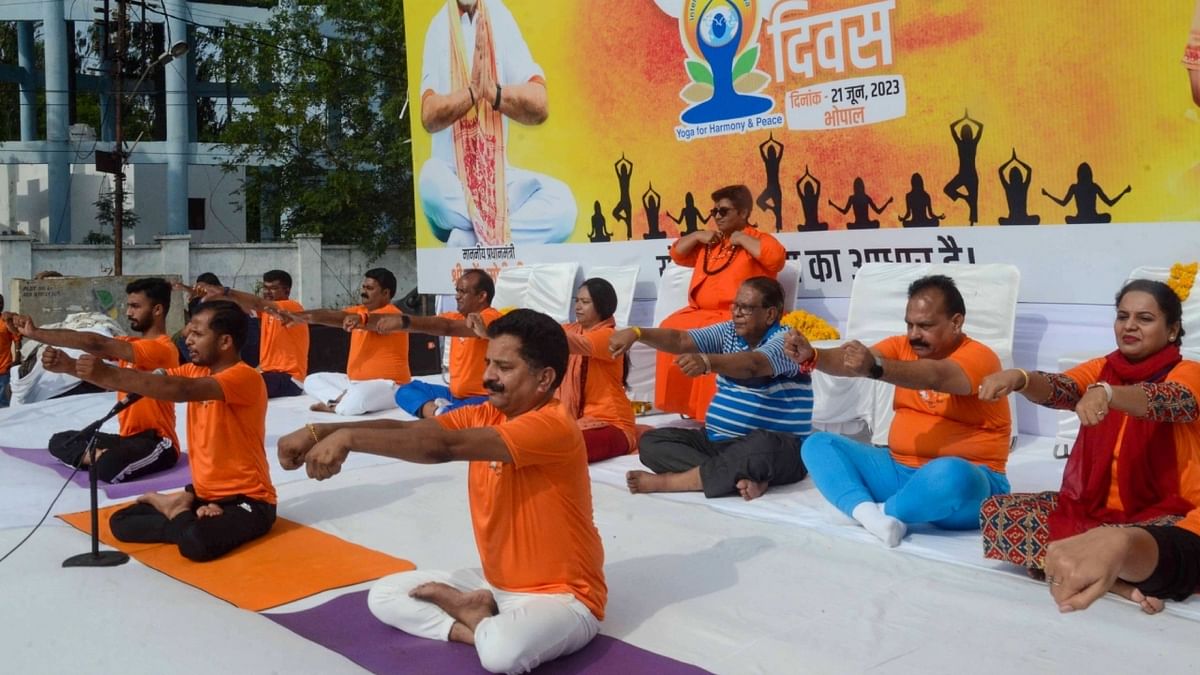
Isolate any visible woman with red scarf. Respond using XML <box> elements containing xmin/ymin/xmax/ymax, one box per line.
<box><xmin>978</xmin><ymin>279</ymin><xmax>1200</xmax><ymax>612</ymax></box>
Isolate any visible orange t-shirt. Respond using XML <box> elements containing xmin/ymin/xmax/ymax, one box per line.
<box><xmin>1064</xmin><ymin>358</ymin><xmax>1200</xmax><ymax>521</ymax></box>
<box><xmin>117</xmin><ymin>335</ymin><xmax>180</xmax><ymax>453</ymax></box>
<box><xmin>442</xmin><ymin>306</ymin><xmax>501</xmax><ymax>399</ymax></box>
<box><xmin>436</xmin><ymin>401</ymin><xmax>607</xmax><ymax>619</ymax></box>
<box><xmin>259</xmin><ymin>298</ymin><xmax>309</xmax><ymax>380</ymax></box>
<box><xmin>344</xmin><ymin>304</ymin><xmax>410</xmax><ymax>384</ymax></box>
<box><xmin>670</xmin><ymin>226</ymin><xmax>786</xmax><ymax>312</ymax></box>
<box><xmin>0</xmin><ymin>321</ymin><xmax>13</xmax><ymax>374</ymax></box>
<box><xmin>563</xmin><ymin>323</ymin><xmax>637</xmax><ymax>452</ymax></box>
<box><xmin>168</xmin><ymin>362</ymin><xmax>275</xmax><ymax>504</ymax></box>
<box><xmin>875</xmin><ymin>335</ymin><xmax>1011</xmax><ymax>473</ymax></box>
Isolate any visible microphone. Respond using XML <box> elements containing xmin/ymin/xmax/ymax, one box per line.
<box><xmin>71</xmin><ymin>393</ymin><xmax>144</xmax><ymax>443</ymax></box>
<box><xmin>109</xmin><ymin>393</ymin><xmax>143</xmax><ymax>415</ymax></box>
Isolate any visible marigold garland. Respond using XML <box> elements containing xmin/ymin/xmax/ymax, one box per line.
<box><xmin>1167</xmin><ymin>262</ymin><xmax>1198</xmax><ymax>303</ymax></box>
<box><xmin>780</xmin><ymin>309</ymin><xmax>840</xmax><ymax>341</ymax></box>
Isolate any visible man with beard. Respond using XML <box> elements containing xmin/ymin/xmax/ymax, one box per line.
<box><xmin>185</xmin><ymin>270</ymin><xmax>309</xmax><ymax>398</ymax></box>
<box><xmin>297</xmin><ymin>268</ymin><xmax>412</xmax><ymax>415</ymax></box>
<box><xmin>278</xmin><ymin>310</ymin><xmax>605</xmax><ymax>673</ymax></box>
<box><xmin>4</xmin><ymin>278</ymin><xmax>180</xmax><ymax>483</ymax></box>
<box><xmin>785</xmin><ymin>275</ymin><xmax>1011</xmax><ymax>547</ymax></box>
<box><xmin>46</xmin><ymin>301</ymin><xmax>275</xmax><ymax>561</ymax></box>
<box><xmin>344</xmin><ymin>269</ymin><xmax>500</xmax><ymax>419</ymax></box>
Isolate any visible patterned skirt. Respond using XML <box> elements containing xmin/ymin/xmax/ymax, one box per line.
<box><xmin>980</xmin><ymin>491</ymin><xmax>1182</xmax><ymax>569</ymax></box>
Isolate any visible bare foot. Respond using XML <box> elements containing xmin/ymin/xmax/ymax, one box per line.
<box><xmin>137</xmin><ymin>490</ymin><xmax>194</xmax><ymax>520</ymax></box>
<box><xmin>79</xmin><ymin>447</ymin><xmax>109</xmax><ymax>467</ymax></box>
<box><xmin>626</xmin><ymin>468</ymin><xmax>702</xmax><ymax>494</ymax></box>
<box><xmin>419</xmin><ymin>401</ymin><xmax>438</xmax><ymax>419</ymax></box>
<box><xmin>196</xmin><ymin>503</ymin><xmax>223</xmax><ymax>519</ymax></box>
<box><xmin>310</xmin><ymin>401</ymin><xmax>335</xmax><ymax>413</ymax></box>
<box><xmin>409</xmin><ymin>582</ymin><xmax>498</xmax><ymax>643</ymax></box>
<box><xmin>736</xmin><ymin>478</ymin><xmax>768</xmax><ymax>501</ymax></box>
<box><xmin>1114</xmin><ymin>580</ymin><xmax>1165</xmax><ymax>615</ymax></box>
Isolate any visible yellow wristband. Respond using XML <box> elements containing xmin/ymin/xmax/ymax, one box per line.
<box><xmin>1015</xmin><ymin>368</ymin><xmax>1030</xmax><ymax>392</ymax></box>
<box><xmin>307</xmin><ymin>423</ymin><xmax>322</xmax><ymax>443</ymax></box>
<box><xmin>632</xmin><ymin>326</ymin><xmax>642</xmax><ymax>339</ymax></box>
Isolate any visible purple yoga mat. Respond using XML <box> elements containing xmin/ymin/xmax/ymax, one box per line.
<box><xmin>266</xmin><ymin>590</ymin><xmax>711</xmax><ymax>674</ymax></box>
<box><xmin>0</xmin><ymin>446</ymin><xmax>192</xmax><ymax>500</ymax></box>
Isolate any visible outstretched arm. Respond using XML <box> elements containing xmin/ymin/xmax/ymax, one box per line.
<box><xmin>278</xmin><ymin>418</ymin><xmax>512</xmax><ymax>480</ymax></box>
<box><xmin>1098</xmin><ymin>184</ymin><xmax>1132</xmax><ymax>207</ymax></box>
<box><xmin>295</xmin><ymin>308</ymin><xmax>356</xmax><ymax>328</ymax></box>
<box><xmin>4</xmin><ymin>313</ymin><xmax>133</xmax><ymax>362</ymax></box>
<box><xmin>828</xmin><ymin>198</ymin><xmax>851</xmax><ymax>215</ymax></box>
<box><xmin>609</xmin><ymin>326</ymin><xmax>696</xmax><ymax>358</ymax></box>
<box><xmin>870</xmin><ymin>196</ymin><xmax>894</xmax><ymax>214</ymax></box>
<box><xmin>1042</xmin><ymin>186</ymin><xmax>1072</xmax><ymax>206</ymax></box>
<box><xmin>72</xmin><ymin>353</ymin><xmax>223</xmax><ymax>402</ymax></box>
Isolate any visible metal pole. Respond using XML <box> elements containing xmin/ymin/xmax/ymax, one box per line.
<box><xmin>113</xmin><ymin>0</ymin><xmax>126</xmax><ymax>276</ymax></box>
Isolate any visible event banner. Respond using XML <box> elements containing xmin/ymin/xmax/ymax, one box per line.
<box><xmin>404</xmin><ymin>0</ymin><xmax>1200</xmax><ymax>302</ymax></box>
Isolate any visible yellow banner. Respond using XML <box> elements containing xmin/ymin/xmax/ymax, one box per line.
<box><xmin>405</xmin><ymin>0</ymin><xmax>1200</xmax><ymax>250</ymax></box>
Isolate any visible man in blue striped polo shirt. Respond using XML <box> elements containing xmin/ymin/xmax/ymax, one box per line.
<box><xmin>610</xmin><ymin>277</ymin><xmax>811</xmax><ymax>501</ymax></box>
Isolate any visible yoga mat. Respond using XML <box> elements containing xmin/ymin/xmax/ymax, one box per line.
<box><xmin>59</xmin><ymin>504</ymin><xmax>415</xmax><ymax>611</ymax></box>
<box><xmin>267</xmin><ymin>590</ymin><xmax>711</xmax><ymax>675</ymax></box>
<box><xmin>0</xmin><ymin>445</ymin><xmax>192</xmax><ymax>500</ymax></box>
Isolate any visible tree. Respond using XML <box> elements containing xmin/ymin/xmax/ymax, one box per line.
<box><xmin>86</xmin><ymin>187</ymin><xmax>140</xmax><ymax>244</ymax></box>
<box><xmin>215</xmin><ymin>1</ymin><xmax>414</xmax><ymax>255</ymax></box>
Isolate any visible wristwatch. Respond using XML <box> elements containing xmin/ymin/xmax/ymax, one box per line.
<box><xmin>868</xmin><ymin>353</ymin><xmax>884</xmax><ymax>380</ymax></box>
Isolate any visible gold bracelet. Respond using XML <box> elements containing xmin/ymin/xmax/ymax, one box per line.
<box><xmin>1015</xmin><ymin>368</ymin><xmax>1030</xmax><ymax>392</ymax></box>
<box><xmin>307</xmin><ymin>423</ymin><xmax>322</xmax><ymax>443</ymax></box>
<box><xmin>632</xmin><ymin>326</ymin><xmax>642</xmax><ymax>339</ymax></box>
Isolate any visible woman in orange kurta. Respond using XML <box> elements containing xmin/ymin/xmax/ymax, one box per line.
<box><xmin>979</xmin><ymin>279</ymin><xmax>1200</xmax><ymax>611</ymax></box>
<box><xmin>560</xmin><ymin>278</ymin><xmax>638</xmax><ymax>462</ymax></box>
<box><xmin>657</xmin><ymin>184</ymin><xmax>786</xmax><ymax>419</ymax></box>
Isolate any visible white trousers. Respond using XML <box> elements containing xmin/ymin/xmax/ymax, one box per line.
<box><xmin>367</xmin><ymin>568</ymin><xmax>600</xmax><ymax>675</ymax></box>
<box><xmin>302</xmin><ymin>373</ymin><xmax>399</xmax><ymax>416</ymax></box>
<box><xmin>418</xmin><ymin>159</ymin><xmax>577</xmax><ymax>247</ymax></box>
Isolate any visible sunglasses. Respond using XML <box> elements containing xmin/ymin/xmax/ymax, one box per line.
<box><xmin>709</xmin><ymin>206</ymin><xmax>735</xmax><ymax>217</ymax></box>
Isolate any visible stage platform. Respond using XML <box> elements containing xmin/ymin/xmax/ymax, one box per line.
<box><xmin>1</xmin><ymin>389</ymin><xmax>1197</xmax><ymax>674</ymax></box>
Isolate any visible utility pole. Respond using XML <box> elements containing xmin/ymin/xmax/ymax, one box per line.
<box><xmin>113</xmin><ymin>0</ymin><xmax>126</xmax><ymax>276</ymax></box>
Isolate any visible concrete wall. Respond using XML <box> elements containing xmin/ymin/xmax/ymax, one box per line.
<box><xmin>0</xmin><ymin>234</ymin><xmax>416</xmax><ymax>310</ymax></box>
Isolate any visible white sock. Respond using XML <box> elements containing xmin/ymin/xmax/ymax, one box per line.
<box><xmin>851</xmin><ymin>502</ymin><xmax>907</xmax><ymax>547</ymax></box>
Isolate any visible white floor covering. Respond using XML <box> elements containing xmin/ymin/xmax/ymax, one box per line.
<box><xmin>1</xmin><ymin>391</ymin><xmax>1198</xmax><ymax>674</ymax></box>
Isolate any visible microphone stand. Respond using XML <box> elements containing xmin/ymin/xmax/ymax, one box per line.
<box><xmin>62</xmin><ymin>398</ymin><xmax>137</xmax><ymax>568</ymax></box>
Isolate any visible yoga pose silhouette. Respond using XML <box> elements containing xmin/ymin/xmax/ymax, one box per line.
<box><xmin>997</xmin><ymin>149</ymin><xmax>1040</xmax><ymax>225</ymax></box>
<box><xmin>829</xmin><ymin>177</ymin><xmax>892</xmax><ymax>229</ymax></box>
<box><xmin>1042</xmin><ymin>162</ymin><xmax>1131</xmax><ymax>224</ymax></box>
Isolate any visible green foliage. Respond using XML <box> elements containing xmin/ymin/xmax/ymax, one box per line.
<box><xmin>93</xmin><ymin>189</ymin><xmax>140</xmax><ymax>239</ymax></box>
<box><xmin>732</xmin><ymin>46</ymin><xmax>759</xmax><ymax>81</ymax></box>
<box><xmin>215</xmin><ymin>0</ymin><xmax>414</xmax><ymax>255</ymax></box>
<box><xmin>685</xmin><ymin>59</ymin><xmax>713</xmax><ymax>85</ymax></box>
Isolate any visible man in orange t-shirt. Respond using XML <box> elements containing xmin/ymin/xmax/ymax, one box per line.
<box><xmin>787</xmin><ymin>275</ymin><xmax>1011</xmax><ymax>547</ymax></box>
<box><xmin>0</xmin><ymin>293</ymin><xmax>12</xmax><ymax>407</ymax></box>
<box><xmin>188</xmin><ymin>270</ymin><xmax>310</xmax><ymax>398</ymax></box>
<box><xmin>278</xmin><ymin>309</ymin><xmax>605</xmax><ymax>674</ymax></box>
<box><xmin>348</xmin><ymin>269</ymin><xmax>498</xmax><ymax>419</ymax></box>
<box><xmin>299</xmin><ymin>268</ymin><xmax>412</xmax><ymax>415</ymax></box>
<box><xmin>62</xmin><ymin>301</ymin><xmax>275</xmax><ymax>562</ymax></box>
<box><xmin>10</xmin><ymin>278</ymin><xmax>181</xmax><ymax>483</ymax></box>
<box><xmin>657</xmin><ymin>184</ymin><xmax>786</xmax><ymax>421</ymax></box>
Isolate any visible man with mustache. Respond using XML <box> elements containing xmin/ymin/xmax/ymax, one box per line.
<box><xmin>611</xmin><ymin>277</ymin><xmax>810</xmax><ymax>501</ymax></box>
<box><xmin>3</xmin><ymin>278</ymin><xmax>181</xmax><ymax>483</ymax></box>
<box><xmin>785</xmin><ymin>275</ymin><xmax>1011</xmax><ymax>547</ymax></box>
<box><xmin>278</xmin><ymin>310</ymin><xmax>605</xmax><ymax>674</ymax></box>
<box><xmin>296</xmin><ymin>268</ymin><xmax>412</xmax><ymax>415</ymax></box>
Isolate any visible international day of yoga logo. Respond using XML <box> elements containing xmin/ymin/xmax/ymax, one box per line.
<box><xmin>666</xmin><ymin>0</ymin><xmax>783</xmax><ymax>139</ymax></box>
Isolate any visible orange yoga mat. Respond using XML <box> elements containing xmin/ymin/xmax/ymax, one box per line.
<box><xmin>59</xmin><ymin>504</ymin><xmax>416</xmax><ymax>611</ymax></box>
